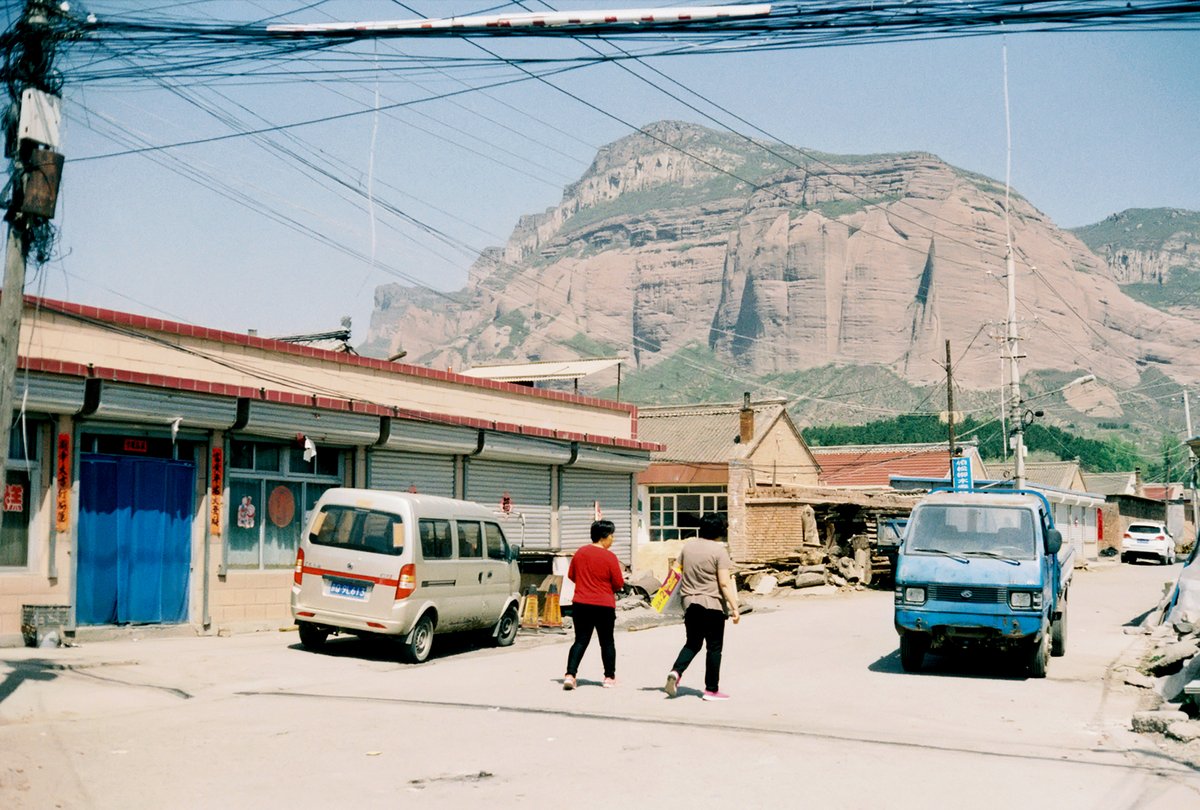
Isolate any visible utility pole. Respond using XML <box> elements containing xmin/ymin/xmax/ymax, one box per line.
<box><xmin>0</xmin><ymin>0</ymin><xmax>65</xmax><ymax>487</ymax></box>
<box><xmin>1185</xmin><ymin>391</ymin><xmax>1199</xmax><ymax>543</ymax></box>
<box><xmin>1005</xmin><ymin>244</ymin><xmax>1024</xmax><ymax>489</ymax></box>
<box><xmin>944</xmin><ymin>339</ymin><xmax>956</xmax><ymax>457</ymax></box>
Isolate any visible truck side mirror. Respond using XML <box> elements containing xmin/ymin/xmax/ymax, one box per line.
<box><xmin>1046</xmin><ymin>529</ymin><xmax>1063</xmax><ymax>555</ymax></box>
<box><xmin>508</xmin><ymin>544</ymin><xmax>521</xmax><ymax>563</ymax></box>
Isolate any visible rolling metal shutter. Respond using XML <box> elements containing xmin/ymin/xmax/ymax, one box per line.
<box><xmin>560</xmin><ymin>469</ymin><xmax>634</xmax><ymax>564</ymax></box>
<box><xmin>87</xmin><ymin>381</ymin><xmax>238</xmax><ymax>429</ymax></box>
<box><xmin>234</xmin><ymin>400</ymin><xmax>380</xmax><ymax>446</ymax></box>
<box><xmin>14</xmin><ymin>373</ymin><xmax>86</xmax><ymax>415</ymax></box>
<box><xmin>367</xmin><ymin>450</ymin><xmax>455</xmax><ymax>498</ymax></box>
<box><xmin>465</xmin><ymin>459</ymin><xmax>552</xmax><ymax>549</ymax></box>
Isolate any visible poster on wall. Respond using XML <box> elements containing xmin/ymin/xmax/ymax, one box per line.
<box><xmin>210</xmin><ymin>447</ymin><xmax>224</xmax><ymax>536</ymax></box>
<box><xmin>55</xmin><ymin>432</ymin><xmax>70</xmax><ymax>532</ymax></box>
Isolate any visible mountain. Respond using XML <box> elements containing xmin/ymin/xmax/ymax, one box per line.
<box><xmin>362</xmin><ymin>121</ymin><xmax>1200</xmax><ymax>422</ymax></box>
<box><xmin>1071</xmin><ymin>208</ymin><xmax>1200</xmax><ymax>315</ymax></box>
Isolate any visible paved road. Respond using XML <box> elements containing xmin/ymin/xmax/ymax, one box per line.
<box><xmin>1</xmin><ymin>560</ymin><xmax>1196</xmax><ymax>809</ymax></box>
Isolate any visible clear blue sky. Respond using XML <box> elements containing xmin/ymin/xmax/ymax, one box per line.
<box><xmin>10</xmin><ymin>2</ymin><xmax>1199</xmax><ymax>342</ymax></box>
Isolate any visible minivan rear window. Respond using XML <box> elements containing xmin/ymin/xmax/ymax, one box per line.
<box><xmin>310</xmin><ymin>506</ymin><xmax>404</xmax><ymax>556</ymax></box>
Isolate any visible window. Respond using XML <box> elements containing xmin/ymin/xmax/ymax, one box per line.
<box><xmin>226</xmin><ymin>440</ymin><xmax>343</xmax><ymax>569</ymax></box>
<box><xmin>419</xmin><ymin>519</ymin><xmax>453</xmax><ymax>560</ymax></box>
<box><xmin>485</xmin><ymin>522</ymin><xmax>509</xmax><ymax>560</ymax></box>
<box><xmin>906</xmin><ymin>505</ymin><xmax>1036</xmax><ymax>559</ymax></box>
<box><xmin>1</xmin><ymin>422</ymin><xmax>41</xmax><ymax>568</ymax></box>
<box><xmin>457</xmin><ymin>521</ymin><xmax>483</xmax><ymax>558</ymax></box>
<box><xmin>310</xmin><ymin>506</ymin><xmax>404</xmax><ymax>556</ymax></box>
<box><xmin>648</xmin><ymin>486</ymin><xmax>727</xmax><ymax>542</ymax></box>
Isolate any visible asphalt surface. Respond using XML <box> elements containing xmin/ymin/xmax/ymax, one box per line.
<box><xmin>1</xmin><ymin>559</ymin><xmax>1196</xmax><ymax>809</ymax></box>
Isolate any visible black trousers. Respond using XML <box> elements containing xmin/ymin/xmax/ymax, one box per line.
<box><xmin>670</xmin><ymin>604</ymin><xmax>727</xmax><ymax>692</ymax></box>
<box><xmin>566</xmin><ymin>602</ymin><xmax>616</xmax><ymax>679</ymax></box>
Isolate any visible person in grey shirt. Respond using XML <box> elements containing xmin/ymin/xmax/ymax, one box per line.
<box><xmin>664</xmin><ymin>513</ymin><xmax>740</xmax><ymax>701</ymax></box>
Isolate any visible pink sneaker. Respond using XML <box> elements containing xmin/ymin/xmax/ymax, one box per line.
<box><xmin>602</xmin><ymin>677</ymin><xmax>617</xmax><ymax>688</ymax></box>
<box><xmin>562</xmin><ymin>675</ymin><xmax>576</xmax><ymax>691</ymax></box>
<box><xmin>702</xmin><ymin>690</ymin><xmax>730</xmax><ymax>701</ymax></box>
<box><xmin>664</xmin><ymin>671</ymin><xmax>679</xmax><ymax>697</ymax></box>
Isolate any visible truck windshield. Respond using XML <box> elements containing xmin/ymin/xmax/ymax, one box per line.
<box><xmin>906</xmin><ymin>505</ymin><xmax>1037</xmax><ymax>560</ymax></box>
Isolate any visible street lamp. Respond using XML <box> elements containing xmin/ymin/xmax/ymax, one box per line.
<box><xmin>1011</xmin><ymin>373</ymin><xmax>1094</xmax><ymax>489</ymax></box>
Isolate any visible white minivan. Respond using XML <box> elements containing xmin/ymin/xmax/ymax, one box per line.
<box><xmin>291</xmin><ymin>488</ymin><xmax>522</xmax><ymax>663</ymax></box>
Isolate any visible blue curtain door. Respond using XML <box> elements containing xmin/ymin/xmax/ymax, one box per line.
<box><xmin>77</xmin><ymin>454</ymin><xmax>196</xmax><ymax>625</ymax></box>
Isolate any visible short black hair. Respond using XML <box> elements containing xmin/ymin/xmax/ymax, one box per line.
<box><xmin>591</xmin><ymin>519</ymin><xmax>616</xmax><ymax>543</ymax></box>
<box><xmin>698</xmin><ymin>513</ymin><xmax>727</xmax><ymax>540</ymax></box>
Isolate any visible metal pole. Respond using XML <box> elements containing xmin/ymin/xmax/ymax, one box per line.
<box><xmin>945</xmin><ymin>339</ymin><xmax>956</xmax><ymax>457</ymax></box>
<box><xmin>1001</xmin><ymin>43</ymin><xmax>1024</xmax><ymax>490</ymax></box>
<box><xmin>1185</xmin><ymin>391</ymin><xmax>1199</xmax><ymax>544</ymax></box>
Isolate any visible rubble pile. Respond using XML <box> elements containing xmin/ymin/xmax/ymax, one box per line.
<box><xmin>1120</xmin><ymin>580</ymin><xmax>1200</xmax><ymax>748</ymax></box>
<box><xmin>734</xmin><ymin>540</ymin><xmax>876</xmax><ymax>595</ymax></box>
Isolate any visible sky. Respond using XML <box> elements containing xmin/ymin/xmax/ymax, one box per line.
<box><xmin>7</xmin><ymin>1</ymin><xmax>1200</xmax><ymax>344</ymax></box>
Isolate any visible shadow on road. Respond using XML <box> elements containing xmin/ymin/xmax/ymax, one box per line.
<box><xmin>0</xmin><ymin>659</ymin><xmax>59</xmax><ymax>705</ymax></box>
<box><xmin>286</xmin><ymin>628</ymin><xmax>504</xmax><ymax>664</ymax></box>
<box><xmin>868</xmin><ymin>647</ymin><xmax>1031</xmax><ymax>681</ymax></box>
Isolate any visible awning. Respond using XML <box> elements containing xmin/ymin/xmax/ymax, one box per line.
<box><xmin>234</xmin><ymin>399</ymin><xmax>380</xmax><ymax>445</ymax></box>
<box><xmin>376</xmin><ymin>417</ymin><xmax>479</xmax><ymax>454</ymax></box>
<box><xmin>461</xmin><ymin>357</ymin><xmax>622</xmax><ymax>383</ymax></box>
<box><xmin>84</xmin><ymin>380</ymin><xmax>239</xmax><ymax>430</ymax></box>
<box><xmin>475</xmin><ymin>432</ymin><xmax>573</xmax><ymax>465</ymax></box>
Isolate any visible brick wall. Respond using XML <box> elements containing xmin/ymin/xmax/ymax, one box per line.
<box><xmin>740</xmin><ymin>500</ymin><xmax>811</xmax><ymax>563</ymax></box>
<box><xmin>209</xmin><ymin>570</ymin><xmax>293</xmax><ymax>629</ymax></box>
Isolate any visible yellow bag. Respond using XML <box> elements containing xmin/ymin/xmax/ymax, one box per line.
<box><xmin>650</xmin><ymin>565</ymin><xmax>683</xmax><ymax>613</ymax></box>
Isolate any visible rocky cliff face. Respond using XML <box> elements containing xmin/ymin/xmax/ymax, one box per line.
<box><xmin>1072</xmin><ymin>208</ymin><xmax>1200</xmax><ymax>284</ymax></box>
<box><xmin>362</xmin><ymin>121</ymin><xmax>1200</xmax><ymax>393</ymax></box>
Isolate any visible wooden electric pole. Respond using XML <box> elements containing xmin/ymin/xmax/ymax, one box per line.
<box><xmin>0</xmin><ymin>0</ymin><xmax>64</xmax><ymax>487</ymax></box>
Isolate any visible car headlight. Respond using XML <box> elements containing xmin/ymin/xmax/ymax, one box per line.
<box><xmin>1009</xmin><ymin>591</ymin><xmax>1042</xmax><ymax>610</ymax></box>
<box><xmin>903</xmin><ymin>586</ymin><xmax>926</xmax><ymax>605</ymax></box>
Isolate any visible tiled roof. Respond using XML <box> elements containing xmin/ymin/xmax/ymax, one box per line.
<box><xmin>811</xmin><ymin>442</ymin><xmax>957</xmax><ymax>487</ymax></box>
<box><xmin>637</xmin><ymin>399</ymin><xmax>788</xmax><ymax>463</ymax></box>
<box><xmin>1081</xmin><ymin>471</ymin><xmax>1136</xmax><ymax>496</ymax></box>
<box><xmin>990</xmin><ymin>460</ymin><xmax>1081</xmax><ymax>490</ymax></box>
<box><xmin>1142</xmin><ymin>483</ymin><xmax>1183</xmax><ymax>501</ymax></box>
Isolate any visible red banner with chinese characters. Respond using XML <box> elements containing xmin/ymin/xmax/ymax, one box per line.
<box><xmin>55</xmin><ymin>433</ymin><xmax>70</xmax><ymax>532</ymax></box>
<box><xmin>210</xmin><ymin>447</ymin><xmax>224</xmax><ymax>536</ymax></box>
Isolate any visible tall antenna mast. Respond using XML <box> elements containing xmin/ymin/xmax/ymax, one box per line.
<box><xmin>1001</xmin><ymin>40</ymin><xmax>1025</xmax><ymax>489</ymax></box>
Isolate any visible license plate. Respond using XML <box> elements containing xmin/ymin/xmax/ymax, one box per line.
<box><xmin>1137</xmin><ymin>539</ymin><xmax>1149</xmax><ymax>544</ymax></box>
<box><xmin>328</xmin><ymin>578</ymin><xmax>369</xmax><ymax>599</ymax></box>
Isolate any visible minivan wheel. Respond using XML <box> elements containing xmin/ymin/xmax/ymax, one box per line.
<box><xmin>494</xmin><ymin>605</ymin><xmax>519</xmax><ymax>647</ymax></box>
<box><xmin>298</xmin><ymin>621</ymin><xmax>329</xmax><ymax>650</ymax></box>
<box><xmin>402</xmin><ymin>615</ymin><xmax>435</xmax><ymax>664</ymax></box>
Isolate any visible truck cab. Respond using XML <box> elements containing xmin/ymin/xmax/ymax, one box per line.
<box><xmin>893</xmin><ymin>489</ymin><xmax>1071</xmax><ymax>678</ymax></box>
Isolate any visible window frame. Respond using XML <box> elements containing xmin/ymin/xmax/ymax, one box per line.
<box><xmin>224</xmin><ymin>439</ymin><xmax>345</xmax><ymax>571</ymax></box>
<box><xmin>648</xmin><ymin>486</ymin><xmax>728</xmax><ymax>542</ymax></box>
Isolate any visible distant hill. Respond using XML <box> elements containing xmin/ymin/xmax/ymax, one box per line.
<box><xmin>362</xmin><ymin>121</ymin><xmax>1200</xmax><ymax>451</ymax></box>
<box><xmin>1070</xmin><ymin>208</ymin><xmax>1200</xmax><ymax>314</ymax></box>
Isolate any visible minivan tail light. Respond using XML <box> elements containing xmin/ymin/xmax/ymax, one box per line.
<box><xmin>396</xmin><ymin>564</ymin><xmax>416</xmax><ymax>600</ymax></box>
<box><xmin>294</xmin><ymin>547</ymin><xmax>304</xmax><ymax>586</ymax></box>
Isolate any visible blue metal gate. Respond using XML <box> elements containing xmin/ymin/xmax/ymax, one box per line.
<box><xmin>76</xmin><ymin>454</ymin><xmax>195</xmax><ymax>625</ymax></box>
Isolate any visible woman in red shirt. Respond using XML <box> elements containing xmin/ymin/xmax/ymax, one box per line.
<box><xmin>563</xmin><ymin>520</ymin><xmax>624</xmax><ymax>689</ymax></box>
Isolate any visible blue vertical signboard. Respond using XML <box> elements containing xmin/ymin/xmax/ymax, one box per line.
<box><xmin>951</xmin><ymin>456</ymin><xmax>972</xmax><ymax>491</ymax></box>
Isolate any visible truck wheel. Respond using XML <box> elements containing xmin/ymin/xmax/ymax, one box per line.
<box><xmin>297</xmin><ymin>621</ymin><xmax>329</xmax><ymax>650</ymax></box>
<box><xmin>899</xmin><ymin>632</ymin><xmax>928</xmax><ymax>672</ymax></box>
<box><xmin>402</xmin><ymin>614</ymin><xmax>435</xmax><ymax>664</ymax></box>
<box><xmin>1051</xmin><ymin>601</ymin><xmax>1067</xmax><ymax>657</ymax></box>
<box><xmin>1028</xmin><ymin>626</ymin><xmax>1049</xmax><ymax>678</ymax></box>
<box><xmin>493</xmin><ymin>605</ymin><xmax>519</xmax><ymax>647</ymax></box>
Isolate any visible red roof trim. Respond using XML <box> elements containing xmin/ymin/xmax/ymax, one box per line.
<box><xmin>27</xmin><ymin>295</ymin><xmax>634</xmax><ymax>414</ymax></box>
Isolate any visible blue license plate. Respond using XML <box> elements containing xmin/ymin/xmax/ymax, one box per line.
<box><xmin>328</xmin><ymin>579</ymin><xmax>368</xmax><ymax>599</ymax></box>
<box><xmin>1137</xmin><ymin>539</ymin><xmax>1149</xmax><ymax>544</ymax></box>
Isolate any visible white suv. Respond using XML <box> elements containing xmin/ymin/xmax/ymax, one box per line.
<box><xmin>1120</xmin><ymin>522</ymin><xmax>1176</xmax><ymax>565</ymax></box>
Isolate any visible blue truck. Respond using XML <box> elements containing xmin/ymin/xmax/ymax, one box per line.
<box><xmin>893</xmin><ymin>489</ymin><xmax>1072</xmax><ymax>678</ymax></box>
